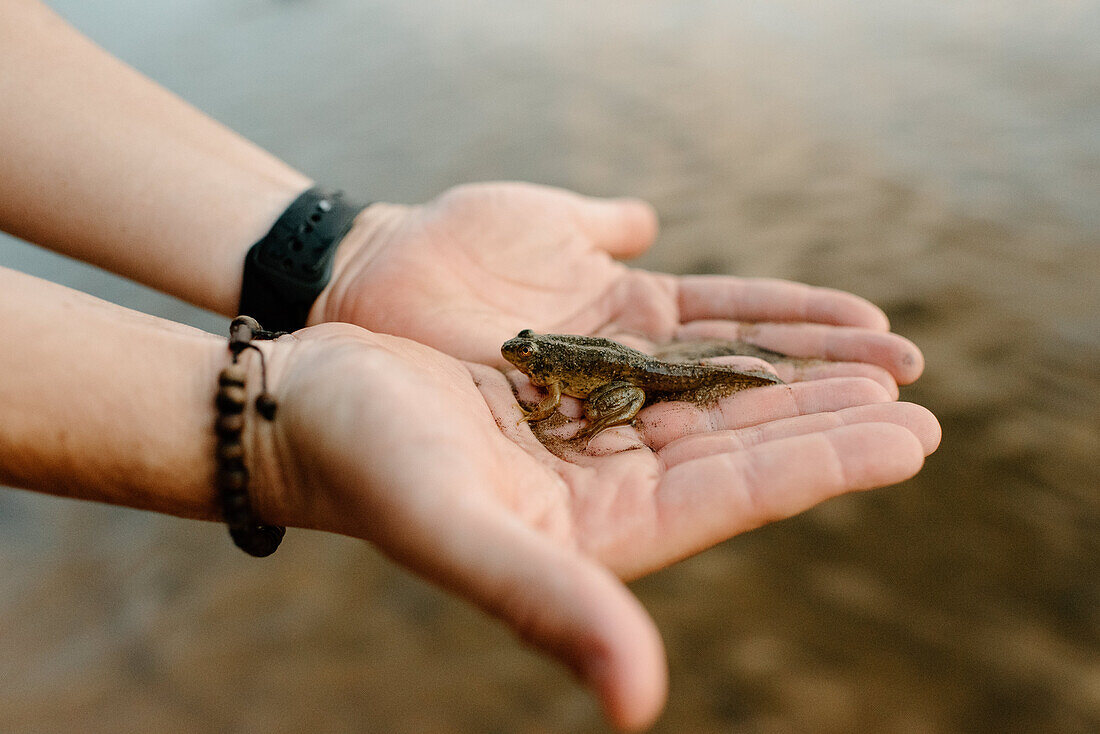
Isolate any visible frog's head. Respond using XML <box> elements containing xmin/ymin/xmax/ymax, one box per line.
<box><xmin>501</xmin><ymin>329</ymin><xmax>543</xmax><ymax>375</ymax></box>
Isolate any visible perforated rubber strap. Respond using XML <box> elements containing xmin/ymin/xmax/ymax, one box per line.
<box><xmin>238</xmin><ymin>187</ymin><xmax>366</xmax><ymax>333</ymax></box>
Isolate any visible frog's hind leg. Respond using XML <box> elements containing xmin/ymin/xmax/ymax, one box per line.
<box><xmin>576</xmin><ymin>381</ymin><xmax>646</xmax><ymax>442</ymax></box>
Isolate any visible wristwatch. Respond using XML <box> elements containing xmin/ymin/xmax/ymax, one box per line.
<box><xmin>238</xmin><ymin>187</ymin><xmax>366</xmax><ymax>332</ymax></box>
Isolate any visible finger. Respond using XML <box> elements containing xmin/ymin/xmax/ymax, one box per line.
<box><xmin>677</xmin><ymin>275</ymin><xmax>891</xmax><ymax>330</ymax></box>
<box><xmin>704</xmin><ymin>354</ymin><xmax>898</xmax><ymax>398</ymax></box>
<box><xmin>637</xmin><ymin>377</ymin><xmax>893</xmax><ymax>450</ymax></box>
<box><xmin>677</xmin><ymin>320</ymin><xmax>924</xmax><ymax>384</ymax></box>
<box><xmin>659</xmin><ymin>402</ymin><xmax>941</xmax><ymax>467</ymax></box>
<box><xmin>374</xmin><ymin>490</ymin><xmax>666</xmax><ymax>731</ymax></box>
<box><xmin>574</xmin><ymin>195</ymin><xmax>659</xmax><ymax>259</ymax></box>
<box><xmin>652</xmin><ymin>423</ymin><xmax>925</xmax><ymax>567</ymax></box>
<box><xmin>770</xmin><ymin>360</ymin><xmax>899</xmax><ymax>398</ymax></box>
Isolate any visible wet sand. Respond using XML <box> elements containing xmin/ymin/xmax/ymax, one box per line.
<box><xmin>1</xmin><ymin>1</ymin><xmax>1097</xmax><ymax>731</ymax></box>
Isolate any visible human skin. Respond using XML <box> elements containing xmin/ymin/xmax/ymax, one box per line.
<box><xmin>0</xmin><ymin>1</ymin><xmax>940</xmax><ymax>729</ymax></box>
<box><xmin>0</xmin><ymin>266</ymin><xmax>940</xmax><ymax>730</ymax></box>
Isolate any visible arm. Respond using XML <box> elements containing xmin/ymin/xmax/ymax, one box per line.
<box><xmin>0</xmin><ymin>265</ymin><xmax>227</xmax><ymax>518</ymax></box>
<box><xmin>0</xmin><ymin>0</ymin><xmax>311</xmax><ymax>314</ymax></box>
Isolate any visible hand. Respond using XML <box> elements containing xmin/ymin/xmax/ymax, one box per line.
<box><xmin>312</xmin><ymin>182</ymin><xmax>924</xmax><ymax>392</ymax></box>
<box><xmin>256</xmin><ymin>323</ymin><xmax>940</xmax><ymax>730</ymax></box>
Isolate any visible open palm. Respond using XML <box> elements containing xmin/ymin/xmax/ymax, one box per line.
<box><xmin>315</xmin><ymin>182</ymin><xmax>924</xmax><ymax>390</ymax></box>
<box><xmin>266</xmin><ymin>324</ymin><xmax>940</xmax><ymax>730</ymax></box>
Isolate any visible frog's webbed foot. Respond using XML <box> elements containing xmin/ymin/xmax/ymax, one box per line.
<box><xmin>518</xmin><ymin>381</ymin><xmax>562</xmax><ymax>424</ymax></box>
<box><xmin>576</xmin><ymin>381</ymin><xmax>646</xmax><ymax>442</ymax></box>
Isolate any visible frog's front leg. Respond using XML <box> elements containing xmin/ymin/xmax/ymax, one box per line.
<box><xmin>521</xmin><ymin>380</ymin><xmax>562</xmax><ymax>423</ymax></box>
<box><xmin>576</xmin><ymin>381</ymin><xmax>647</xmax><ymax>441</ymax></box>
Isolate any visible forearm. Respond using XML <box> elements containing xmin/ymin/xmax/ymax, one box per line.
<box><xmin>0</xmin><ymin>0</ymin><xmax>312</xmax><ymax>314</ymax></box>
<box><xmin>0</xmin><ymin>266</ymin><xmax>228</xmax><ymax>520</ymax></box>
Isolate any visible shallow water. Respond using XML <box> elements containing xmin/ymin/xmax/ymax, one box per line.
<box><xmin>2</xmin><ymin>1</ymin><xmax>1098</xmax><ymax>731</ymax></box>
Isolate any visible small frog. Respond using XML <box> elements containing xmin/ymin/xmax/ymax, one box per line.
<box><xmin>501</xmin><ymin>330</ymin><xmax>784</xmax><ymax>441</ymax></box>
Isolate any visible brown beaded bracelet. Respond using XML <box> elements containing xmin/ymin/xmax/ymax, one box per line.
<box><xmin>214</xmin><ymin>316</ymin><xmax>286</xmax><ymax>557</ymax></box>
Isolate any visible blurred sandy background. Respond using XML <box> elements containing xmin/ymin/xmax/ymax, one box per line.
<box><xmin>1</xmin><ymin>1</ymin><xmax>1098</xmax><ymax>731</ymax></box>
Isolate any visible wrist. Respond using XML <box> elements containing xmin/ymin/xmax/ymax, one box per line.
<box><xmin>238</xmin><ymin>187</ymin><xmax>366</xmax><ymax>332</ymax></box>
<box><xmin>307</xmin><ymin>202</ymin><xmax>411</xmax><ymax>327</ymax></box>
<box><xmin>221</xmin><ymin>334</ymin><xmax>305</xmax><ymax>532</ymax></box>
<box><xmin>235</xmin><ymin>323</ymin><xmax>426</xmax><ymax>540</ymax></box>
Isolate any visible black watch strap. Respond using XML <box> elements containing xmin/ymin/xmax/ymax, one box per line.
<box><xmin>238</xmin><ymin>187</ymin><xmax>366</xmax><ymax>332</ymax></box>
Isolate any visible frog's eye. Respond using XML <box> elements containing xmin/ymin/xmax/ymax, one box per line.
<box><xmin>517</xmin><ymin>344</ymin><xmax>534</xmax><ymax>357</ymax></box>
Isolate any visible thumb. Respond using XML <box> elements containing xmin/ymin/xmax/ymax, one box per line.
<box><xmin>574</xmin><ymin>195</ymin><xmax>659</xmax><ymax>259</ymax></box>
<box><xmin>380</xmin><ymin>499</ymin><xmax>668</xmax><ymax>730</ymax></box>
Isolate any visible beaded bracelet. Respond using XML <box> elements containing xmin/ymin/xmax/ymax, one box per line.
<box><xmin>214</xmin><ymin>316</ymin><xmax>286</xmax><ymax>557</ymax></box>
